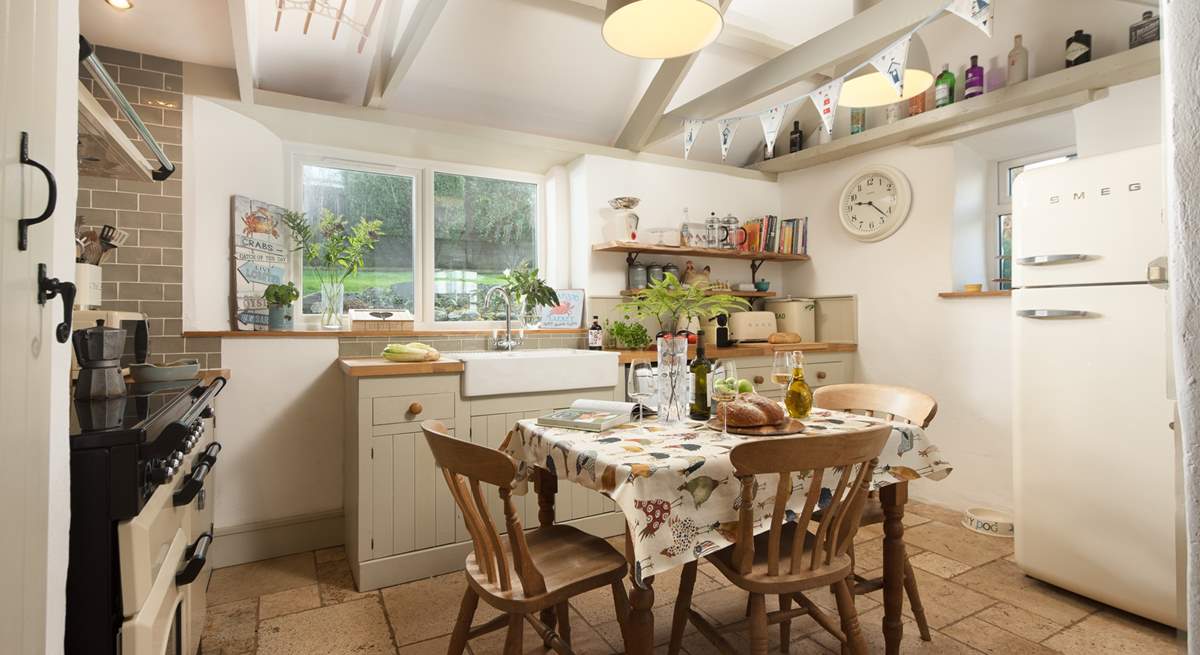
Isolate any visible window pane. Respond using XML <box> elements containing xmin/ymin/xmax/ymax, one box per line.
<box><xmin>300</xmin><ymin>165</ymin><xmax>415</xmax><ymax>315</ymax></box>
<box><xmin>1006</xmin><ymin>154</ymin><xmax>1076</xmax><ymax>196</ymax></box>
<box><xmin>433</xmin><ymin>172</ymin><xmax>537</xmax><ymax>321</ymax></box>
<box><xmin>998</xmin><ymin>213</ymin><xmax>1012</xmax><ymax>290</ymax></box>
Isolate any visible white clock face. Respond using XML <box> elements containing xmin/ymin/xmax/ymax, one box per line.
<box><xmin>838</xmin><ymin>166</ymin><xmax>911</xmax><ymax>242</ymax></box>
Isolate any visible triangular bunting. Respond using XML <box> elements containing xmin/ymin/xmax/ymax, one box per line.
<box><xmin>758</xmin><ymin>104</ymin><xmax>787</xmax><ymax>156</ymax></box>
<box><xmin>948</xmin><ymin>0</ymin><xmax>993</xmax><ymax>36</ymax></box>
<box><xmin>868</xmin><ymin>36</ymin><xmax>912</xmax><ymax>98</ymax></box>
<box><xmin>717</xmin><ymin>118</ymin><xmax>740</xmax><ymax>161</ymax></box>
<box><xmin>808</xmin><ymin>77</ymin><xmax>844</xmax><ymax>134</ymax></box>
<box><xmin>683</xmin><ymin>119</ymin><xmax>704</xmax><ymax>159</ymax></box>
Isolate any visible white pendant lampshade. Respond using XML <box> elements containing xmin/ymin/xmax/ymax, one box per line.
<box><xmin>839</xmin><ymin>34</ymin><xmax>934</xmax><ymax>108</ymax></box>
<box><xmin>602</xmin><ymin>0</ymin><xmax>724</xmax><ymax>59</ymax></box>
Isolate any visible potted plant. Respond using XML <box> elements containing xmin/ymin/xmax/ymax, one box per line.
<box><xmin>499</xmin><ymin>262</ymin><xmax>559</xmax><ymax>329</ymax></box>
<box><xmin>607</xmin><ymin>318</ymin><xmax>652</xmax><ymax>350</ymax></box>
<box><xmin>263</xmin><ymin>282</ymin><xmax>300</xmax><ymax>330</ymax></box>
<box><xmin>282</xmin><ymin>209</ymin><xmax>383</xmax><ymax>329</ymax></box>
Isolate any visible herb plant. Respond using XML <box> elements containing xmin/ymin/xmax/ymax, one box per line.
<box><xmin>263</xmin><ymin>282</ymin><xmax>300</xmax><ymax>307</ymax></box>
<box><xmin>500</xmin><ymin>261</ymin><xmax>560</xmax><ymax>312</ymax></box>
<box><xmin>607</xmin><ymin>319</ymin><xmax>652</xmax><ymax>350</ymax></box>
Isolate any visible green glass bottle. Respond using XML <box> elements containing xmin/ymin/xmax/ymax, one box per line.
<box><xmin>689</xmin><ymin>332</ymin><xmax>712</xmax><ymax>420</ymax></box>
<box><xmin>934</xmin><ymin>65</ymin><xmax>956</xmax><ymax>108</ymax></box>
<box><xmin>784</xmin><ymin>352</ymin><xmax>814</xmax><ymax>419</ymax></box>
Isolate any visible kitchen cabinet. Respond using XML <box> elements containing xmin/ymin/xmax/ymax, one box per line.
<box><xmin>736</xmin><ymin>353</ymin><xmax>852</xmax><ymax>401</ymax></box>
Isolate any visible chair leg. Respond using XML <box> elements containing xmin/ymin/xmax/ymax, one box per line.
<box><xmin>749</xmin><ymin>593</ymin><xmax>768</xmax><ymax>655</ymax></box>
<box><xmin>668</xmin><ymin>560</ymin><xmax>697</xmax><ymax>655</ymax></box>
<box><xmin>503</xmin><ymin>614</ymin><xmax>524</xmax><ymax>655</ymax></box>
<box><xmin>555</xmin><ymin>602</ymin><xmax>572</xmax><ymax>647</ymax></box>
<box><xmin>903</xmin><ymin>559</ymin><xmax>933</xmax><ymax>641</ymax></box>
<box><xmin>540</xmin><ymin>606</ymin><xmax>558</xmax><ymax>649</ymax></box>
<box><xmin>778</xmin><ymin>594</ymin><xmax>792</xmax><ymax>653</ymax></box>
<box><xmin>448</xmin><ymin>587</ymin><xmax>478</xmax><ymax>655</ymax></box>
<box><xmin>832</xmin><ymin>578</ymin><xmax>867</xmax><ymax>655</ymax></box>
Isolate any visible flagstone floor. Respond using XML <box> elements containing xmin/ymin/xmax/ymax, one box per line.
<box><xmin>200</xmin><ymin>500</ymin><xmax>1184</xmax><ymax>654</ymax></box>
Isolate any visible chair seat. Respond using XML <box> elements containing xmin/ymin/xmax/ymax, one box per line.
<box><xmin>466</xmin><ymin>524</ymin><xmax>628</xmax><ymax>613</ymax></box>
<box><xmin>706</xmin><ymin>522</ymin><xmax>853</xmax><ymax>594</ymax></box>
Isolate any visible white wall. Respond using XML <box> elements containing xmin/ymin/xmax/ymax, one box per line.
<box><xmin>184</xmin><ymin>97</ymin><xmax>285</xmax><ymax>331</ymax></box>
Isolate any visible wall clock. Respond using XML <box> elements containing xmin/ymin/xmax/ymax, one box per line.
<box><xmin>838</xmin><ymin>165</ymin><xmax>912</xmax><ymax>242</ymax></box>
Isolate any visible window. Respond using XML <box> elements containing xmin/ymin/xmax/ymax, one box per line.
<box><xmin>433</xmin><ymin>172</ymin><xmax>538</xmax><ymax>322</ymax></box>
<box><xmin>299</xmin><ymin>164</ymin><xmax>416</xmax><ymax>315</ymax></box>
<box><xmin>990</xmin><ymin>150</ymin><xmax>1076</xmax><ymax>290</ymax></box>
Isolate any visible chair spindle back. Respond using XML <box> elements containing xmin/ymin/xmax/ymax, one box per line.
<box><xmin>813</xmin><ymin>384</ymin><xmax>938</xmax><ymax>428</ymax></box>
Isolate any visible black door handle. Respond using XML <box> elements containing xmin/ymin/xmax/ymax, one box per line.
<box><xmin>17</xmin><ymin>132</ymin><xmax>57</xmax><ymax>251</ymax></box>
<box><xmin>38</xmin><ymin>264</ymin><xmax>75</xmax><ymax>343</ymax></box>
<box><xmin>175</xmin><ymin>532</ymin><xmax>212</xmax><ymax>586</ymax></box>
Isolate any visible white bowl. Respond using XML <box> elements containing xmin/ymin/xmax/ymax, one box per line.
<box><xmin>962</xmin><ymin>507</ymin><xmax>1014</xmax><ymax>538</ymax></box>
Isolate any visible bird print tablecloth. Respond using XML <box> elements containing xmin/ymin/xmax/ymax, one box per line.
<box><xmin>505</xmin><ymin>409</ymin><xmax>951</xmax><ymax>584</ymax></box>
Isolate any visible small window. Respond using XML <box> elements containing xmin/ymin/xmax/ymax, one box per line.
<box><xmin>299</xmin><ymin>164</ymin><xmax>416</xmax><ymax>315</ymax></box>
<box><xmin>432</xmin><ymin>172</ymin><xmax>538</xmax><ymax>322</ymax></box>
<box><xmin>991</xmin><ymin>150</ymin><xmax>1076</xmax><ymax>289</ymax></box>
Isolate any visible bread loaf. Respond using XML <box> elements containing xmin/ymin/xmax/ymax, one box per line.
<box><xmin>716</xmin><ymin>392</ymin><xmax>786</xmax><ymax>427</ymax></box>
<box><xmin>768</xmin><ymin>332</ymin><xmax>802</xmax><ymax>344</ymax></box>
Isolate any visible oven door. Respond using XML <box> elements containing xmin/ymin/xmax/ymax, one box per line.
<box><xmin>120</xmin><ymin>529</ymin><xmax>187</xmax><ymax>655</ymax></box>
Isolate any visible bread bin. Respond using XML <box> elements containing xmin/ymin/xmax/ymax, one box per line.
<box><xmin>727</xmin><ymin>311</ymin><xmax>777</xmax><ymax>343</ymax></box>
<box><xmin>764</xmin><ymin>298</ymin><xmax>816</xmax><ymax>342</ymax></box>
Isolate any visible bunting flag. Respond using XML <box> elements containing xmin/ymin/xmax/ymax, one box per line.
<box><xmin>868</xmin><ymin>36</ymin><xmax>912</xmax><ymax>98</ymax></box>
<box><xmin>808</xmin><ymin>77</ymin><xmax>844</xmax><ymax>135</ymax></box>
<box><xmin>758</xmin><ymin>104</ymin><xmax>787</xmax><ymax>155</ymax></box>
<box><xmin>683</xmin><ymin>119</ymin><xmax>704</xmax><ymax>159</ymax></box>
<box><xmin>948</xmin><ymin>0</ymin><xmax>992</xmax><ymax>36</ymax></box>
<box><xmin>717</xmin><ymin>118</ymin><xmax>740</xmax><ymax>160</ymax></box>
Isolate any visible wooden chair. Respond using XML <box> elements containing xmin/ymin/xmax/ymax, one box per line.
<box><xmin>667</xmin><ymin>425</ymin><xmax>891</xmax><ymax>655</ymax></box>
<box><xmin>421</xmin><ymin>420</ymin><xmax>630</xmax><ymax>654</ymax></box>
<box><xmin>812</xmin><ymin>383</ymin><xmax>939</xmax><ymax>642</ymax></box>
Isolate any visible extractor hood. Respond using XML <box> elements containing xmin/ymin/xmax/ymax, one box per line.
<box><xmin>77</xmin><ymin>36</ymin><xmax>176</xmax><ymax>182</ymax></box>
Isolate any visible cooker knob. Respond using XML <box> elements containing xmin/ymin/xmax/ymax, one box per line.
<box><xmin>148</xmin><ymin>464</ymin><xmax>175</xmax><ymax>484</ymax></box>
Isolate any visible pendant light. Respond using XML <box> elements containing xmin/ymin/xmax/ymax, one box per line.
<box><xmin>602</xmin><ymin>0</ymin><xmax>724</xmax><ymax>59</ymax></box>
<box><xmin>838</xmin><ymin>31</ymin><xmax>934</xmax><ymax>108</ymax></box>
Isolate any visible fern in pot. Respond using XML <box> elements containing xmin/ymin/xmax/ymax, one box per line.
<box><xmin>283</xmin><ymin>209</ymin><xmax>383</xmax><ymax>329</ymax></box>
<box><xmin>263</xmin><ymin>282</ymin><xmax>300</xmax><ymax>330</ymax></box>
<box><xmin>499</xmin><ymin>262</ymin><xmax>559</xmax><ymax>329</ymax></box>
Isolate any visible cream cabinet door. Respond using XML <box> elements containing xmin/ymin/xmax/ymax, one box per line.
<box><xmin>369</xmin><ymin>428</ymin><xmax>461</xmax><ymax>560</ymax></box>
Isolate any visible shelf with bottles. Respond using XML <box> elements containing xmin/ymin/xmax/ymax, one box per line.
<box><xmin>752</xmin><ymin>42</ymin><xmax>1160</xmax><ymax>174</ymax></box>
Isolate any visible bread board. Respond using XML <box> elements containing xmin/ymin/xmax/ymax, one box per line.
<box><xmin>706</xmin><ymin>417</ymin><xmax>806</xmax><ymax>436</ymax></box>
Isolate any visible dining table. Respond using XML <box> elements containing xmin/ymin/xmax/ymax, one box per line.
<box><xmin>504</xmin><ymin>408</ymin><xmax>952</xmax><ymax>655</ymax></box>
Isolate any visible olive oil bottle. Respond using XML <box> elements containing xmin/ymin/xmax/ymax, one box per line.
<box><xmin>784</xmin><ymin>353</ymin><xmax>814</xmax><ymax>419</ymax></box>
<box><xmin>689</xmin><ymin>332</ymin><xmax>713</xmax><ymax>420</ymax></box>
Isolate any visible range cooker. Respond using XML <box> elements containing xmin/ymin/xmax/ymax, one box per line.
<box><xmin>66</xmin><ymin>376</ymin><xmax>225</xmax><ymax>655</ymax></box>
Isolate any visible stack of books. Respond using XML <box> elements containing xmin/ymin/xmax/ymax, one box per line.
<box><xmin>740</xmin><ymin>216</ymin><xmax>808</xmax><ymax>255</ymax></box>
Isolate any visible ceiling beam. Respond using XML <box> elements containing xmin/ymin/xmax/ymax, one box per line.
<box><xmin>226</xmin><ymin>0</ymin><xmax>256</xmax><ymax>102</ymax></box>
<box><xmin>361</xmin><ymin>0</ymin><xmax>410</xmax><ymax>106</ymax></box>
<box><xmin>613</xmin><ymin>0</ymin><xmax>734</xmax><ymax>150</ymax></box>
<box><xmin>644</xmin><ymin>0</ymin><xmax>952</xmax><ymax>146</ymax></box>
<box><xmin>372</xmin><ymin>0</ymin><xmax>448</xmax><ymax>105</ymax></box>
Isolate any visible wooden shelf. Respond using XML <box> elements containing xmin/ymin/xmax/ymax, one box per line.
<box><xmin>620</xmin><ymin>288</ymin><xmax>776</xmax><ymax>298</ymax></box>
<box><xmin>592</xmin><ymin>241</ymin><xmax>810</xmax><ymax>263</ymax></box>
<box><xmin>752</xmin><ymin>44</ymin><xmax>1160</xmax><ymax>174</ymax></box>
<box><xmin>938</xmin><ymin>290</ymin><xmax>1011</xmax><ymax>299</ymax></box>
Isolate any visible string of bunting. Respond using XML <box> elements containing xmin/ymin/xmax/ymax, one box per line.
<box><xmin>682</xmin><ymin>0</ymin><xmax>993</xmax><ymax>161</ymax></box>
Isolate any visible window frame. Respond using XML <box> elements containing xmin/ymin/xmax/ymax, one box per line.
<box><xmin>285</xmin><ymin>144</ymin><xmax>546</xmax><ymax>330</ymax></box>
<box><xmin>987</xmin><ymin>147</ymin><xmax>1076</xmax><ymax>289</ymax></box>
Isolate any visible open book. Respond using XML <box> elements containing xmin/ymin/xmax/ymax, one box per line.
<box><xmin>536</xmin><ymin>399</ymin><xmax>640</xmax><ymax>432</ymax></box>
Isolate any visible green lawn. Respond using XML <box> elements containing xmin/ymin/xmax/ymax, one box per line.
<box><xmin>302</xmin><ymin>269</ymin><xmax>507</xmax><ymax>295</ymax></box>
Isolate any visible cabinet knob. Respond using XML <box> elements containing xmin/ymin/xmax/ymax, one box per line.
<box><xmin>816</xmin><ymin>371</ymin><xmax>827</xmax><ymax>380</ymax></box>
<box><xmin>408</xmin><ymin>402</ymin><xmax>423</xmax><ymax>416</ymax></box>
<box><xmin>753</xmin><ymin>375</ymin><xmax>764</xmax><ymax>384</ymax></box>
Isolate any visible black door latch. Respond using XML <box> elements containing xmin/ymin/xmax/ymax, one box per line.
<box><xmin>38</xmin><ymin>264</ymin><xmax>75</xmax><ymax>343</ymax></box>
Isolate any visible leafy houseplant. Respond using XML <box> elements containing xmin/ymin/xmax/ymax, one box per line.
<box><xmin>263</xmin><ymin>282</ymin><xmax>300</xmax><ymax>330</ymax></box>
<box><xmin>607</xmin><ymin>318</ymin><xmax>651</xmax><ymax>350</ymax></box>
<box><xmin>282</xmin><ymin>209</ymin><xmax>384</xmax><ymax>329</ymax></box>
<box><xmin>499</xmin><ymin>262</ymin><xmax>559</xmax><ymax>328</ymax></box>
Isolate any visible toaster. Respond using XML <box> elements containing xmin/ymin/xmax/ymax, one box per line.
<box><xmin>727</xmin><ymin>311</ymin><xmax>777</xmax><ymax>343</ymax></box>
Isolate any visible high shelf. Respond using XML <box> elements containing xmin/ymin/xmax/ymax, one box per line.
<box><xmin>592</xmin><ymin>241</ymin><xmax>810</xmax><ymax>284</ymax></box>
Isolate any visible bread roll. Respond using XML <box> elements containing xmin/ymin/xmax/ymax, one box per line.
<box><xmin>716</xmin><ymin>392</ymin><xmax>786</xmax><ymax>427</ymax></box>
<box><xmin>768</xmin><ymin>332</ymin><xmax>802</xmax><ymax>344</ymax></box>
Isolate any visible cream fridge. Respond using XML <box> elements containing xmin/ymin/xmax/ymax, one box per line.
<box><xmin>1012</xmin><ymin>144</ymin><xmax>1182</xmax><ymax>629</ymax></box>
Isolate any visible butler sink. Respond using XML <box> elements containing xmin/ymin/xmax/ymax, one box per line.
<box><xmin>447</xmin><ymin>348</ymin><xmax>619</xmax><ymax>398</ymax></box>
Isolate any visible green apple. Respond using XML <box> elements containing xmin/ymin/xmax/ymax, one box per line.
<box><xmin>736</xmin><ymin>379</ymin><xmax>755</xmax><ymax>393</ymax></box>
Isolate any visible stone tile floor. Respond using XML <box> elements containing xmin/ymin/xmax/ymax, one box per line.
<box><xmin>201</xmin><ymin>501</ymin><xmax>1184</xmax><ymax>654</ymax></box>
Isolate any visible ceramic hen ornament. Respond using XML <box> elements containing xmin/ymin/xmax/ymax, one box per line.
<box><xmin>681</xmin><ymin>260</ymin><xmax>711</xmax><ymax>286</ymax></box>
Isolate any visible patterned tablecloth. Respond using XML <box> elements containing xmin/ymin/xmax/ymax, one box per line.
<box><xmin>505</xmin><ymin>409</ymin><xmax>951</xmax><ymax>584</ymax></box>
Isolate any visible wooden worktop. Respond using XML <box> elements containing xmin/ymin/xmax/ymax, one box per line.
<box><xmin>338</xmin><ymin>357</ymin><xmax>465</xmax><ymax>377</ymax></box>
<box><xmin>610</xmin><ymin>342</ymin><xmax>856</xmax><ymax>364</ymax></box>
<box><xmin>184</xmin><ymin>328</ymin><xmax>586</xmax><ymax>338</ymax></box>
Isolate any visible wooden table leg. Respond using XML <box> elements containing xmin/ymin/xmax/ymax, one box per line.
<box><xmin>879</xmin><ymin>482</ymin><xmax>908</xmax><ymax>655</ymax></box>
<box><xmin>624</xmin><ymin>523</ymin><xmax>655</xmax><ymax>655</ymax></box>
<box><xmin>535</xmin><ymin>468</ymin><xmax>558</xmax><ymax>642</ymax></box>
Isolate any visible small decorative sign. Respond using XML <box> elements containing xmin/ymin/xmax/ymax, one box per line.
<box><xmin>538</xmin><ymin>289</ymin><xmax>585</xmax><ymax>328</ymax></box>
<box><xmin>231</xmin><ymin>195</ymin><xmax>290</xmax><ymax>331</ymax></box>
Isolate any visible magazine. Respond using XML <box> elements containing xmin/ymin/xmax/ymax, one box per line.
<box><xmin>536</xmin><ymin>399</ymin><xmax>637</xmax><ymax>432</ymax></box>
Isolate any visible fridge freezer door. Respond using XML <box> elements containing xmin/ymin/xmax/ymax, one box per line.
<box><xmin>1012</xmin><ymin>144</ymin><xmax>1163</xmax><ymax>288</ymax></box>
<box><xmin>1013</xmin><ymin>284</ymin><xmax>1180</xmax><ymax>628</ymax></box>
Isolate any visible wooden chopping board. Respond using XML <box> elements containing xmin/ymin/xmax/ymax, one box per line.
<box><xmin>706</xmin><ymin>417</ymin><xmax>806</xmax><ymax>436</ymax></box>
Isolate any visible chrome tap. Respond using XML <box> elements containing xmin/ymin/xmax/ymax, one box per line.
<box><xmin>484</xmin><ymin>286</ymin><xmax>521</xmax><ymax>351</ymax></box>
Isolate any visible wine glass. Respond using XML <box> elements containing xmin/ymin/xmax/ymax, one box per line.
<box><xmin>772</xmin><ymin>351</ymin><xmax>797</xmax><ymax>388</ymax></box>
<box><xmin>710</xmin><ymin>360</ymin><xmax>738</xmax><ymax>435</ymax></box>
<box><xmin>627</xmin><ymin>361</ymin><xmax>655</xmax><ymax>425</ymax></box>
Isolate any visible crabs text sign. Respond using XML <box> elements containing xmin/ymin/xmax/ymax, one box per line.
<box><xmin>232</xmin><ymin>195</ymin><xmax>290</xmax><ymax>330</ymax></box>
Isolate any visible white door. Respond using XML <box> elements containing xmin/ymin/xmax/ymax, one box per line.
<box><xmin>0</xmin><ymin>0</ymin><xmax>78</xmax><ymax>652</ymax></box>
<box><xmin>1013</xmin><ymin>283</ymin><xmax>1179</xmax><ymax>628</ymax></box>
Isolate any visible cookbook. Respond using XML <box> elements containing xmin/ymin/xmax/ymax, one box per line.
<box><xmin>536</xmin><ymin>399</ymin><xmax>638</xmax><ymax>432</ymax></box>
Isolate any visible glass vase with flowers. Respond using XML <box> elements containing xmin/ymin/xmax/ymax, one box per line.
<box><xmin>282</xmin><ymin>209</ymin><xmax>384</xmax><ymax>329</ymax></box>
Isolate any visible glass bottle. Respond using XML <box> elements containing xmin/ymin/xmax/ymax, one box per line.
<box><xmin>934</xmin><ymin>65</ymin><xmax>956</xmax><ymax>108</ymax></box>
<box><xmin>1007</xmin><ymin>34</ymin><xmax>1029</xmax><ymax>86</ymax></box>
<box><xmin>689</xmin><ymin>332</ymin><xmax>713</xmax><ymax>420</ymax></box>
<box><xmin>908</xmin><ymin>90</ymin><xmax>926</xmax><ymax>117</ymax></box>
<box><xmin>964</xmin><ymin>55</ymin><xmax>984</xmax><ymax>99</ymax></box>
<box><xmin>789</xmin><ymin>121</ymin><xmax>803</xmax><ymax>153</ymax></box>
<box><xmin>1065</xmin><ymin>29</ymin><xmax>1092</xmax><ymax>68</ymax></box>
<box><xmin>783</xmin><ymin>351</ymin><xmax>813</xmax><ymax>419</ymax></box>
<box><xmin>588</xmin><ymin>316</ymin><xmax>603</xmax><ymax>350</ymax></box>
<box><xmin>1130</xmin><ymin>11</ymin><xmax>1159</xmax><ymax>48</ymax></box>
<box><xmin>850</xmin><ymin>107</ymin><xmax>866</xmax><ymax>135</ymax></box>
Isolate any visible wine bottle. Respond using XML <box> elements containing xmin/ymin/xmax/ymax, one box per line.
<box><xmin>588</xmin><ymin>316</ymin><xmax>603</xmax><ymax>350</ymax></box>
<box><xmin>689</xmin><ymin>332</ymin><xmax>712</xmax><ymax>420</ymax></box>
<box><xmin>964</xmin><ymin>55</ymin><xmax>984</xmax><ymax>99</ymax></box>
<box><xmin>1007</xmin><ymin>34</ymin><xmax>1029</xmax><ymax>86</ymax></box>
<box><xmin>1065</xmin><ymin>29</ymin><xmax>1092</xmax><ymax>68</ymax></box>
<box><xmin>789</xmin><ymin>121</ymin><xmax>803</xmax><ymax>153</ymax></box>
<box><xmin>934</xmin><ymin>65</ymin><xmax>956</xmax><ymax>108</ymax></box>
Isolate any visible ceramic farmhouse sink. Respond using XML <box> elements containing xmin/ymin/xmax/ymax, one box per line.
<box><xmin>447</xmin><ymin>348</ymin><xmax>619</xmax><ymax>398</ymax></box>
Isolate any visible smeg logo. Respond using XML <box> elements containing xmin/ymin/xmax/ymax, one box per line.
<box><xmin>1049</xmin><ymin>182</ymin><xmax>1143</xmax><ymax>204</ymax></box>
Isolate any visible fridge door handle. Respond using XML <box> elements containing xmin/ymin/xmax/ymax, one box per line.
<box><xmin>1016</xmin><ymin>309</ymin><xmax>1092</xmax><ymax>319</ymax></box>
<box><xmin>1015</xmin><ymin>254</ymin><xmax>1090</xmax><ymax>266</ymax></box>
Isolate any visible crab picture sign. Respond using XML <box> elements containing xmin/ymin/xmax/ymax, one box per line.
<box><xmin>231</xmin><ymin>195</ymin><xmax>291</xmax><ymax>330</ymax></box>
